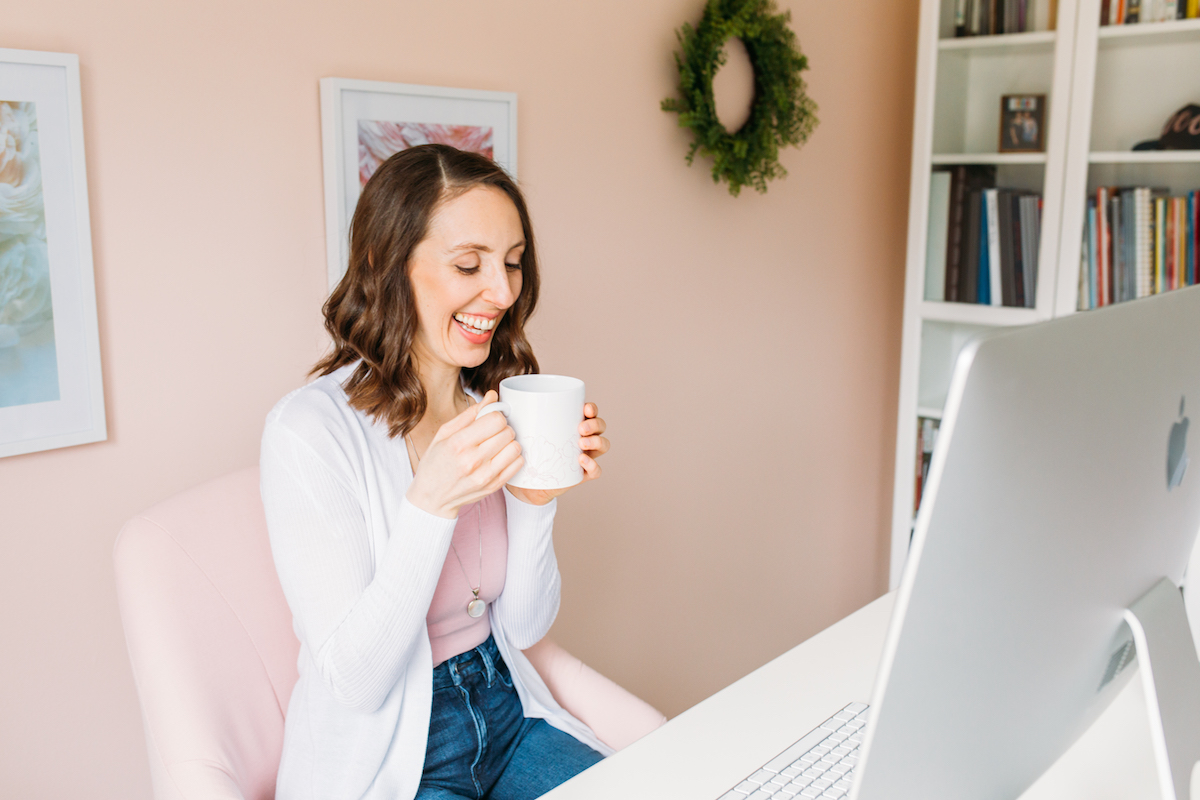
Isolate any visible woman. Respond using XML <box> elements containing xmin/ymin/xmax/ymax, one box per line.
<box><xmin>260</xmin><ymin>144</ymin><xmax>611</xmax><ymax>800</ymax></box>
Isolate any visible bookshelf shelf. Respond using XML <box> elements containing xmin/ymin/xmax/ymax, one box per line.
<box><xmin>938</xmin><ymin>30</ymin><xmax>1058</xmax><ymax>52</ymax></box>
<box><xmin>1088</xmin><ymin>151</ymin><xmax>1200</xmax><ymax>164</ymax></box>
<box><xmin>932</xmin><ymin>152</ymin><xmax>1049</xmax><ymax>165</ymax></box>
<box><xmin>919</xmin><ymin>300</ymin><xmax>1043</xmax><ymax>325</ymax></box>
<box><xmin>1097</xmin><ymin>17</ymin><xmax>1200</xmax><ymax>44</ymax></box>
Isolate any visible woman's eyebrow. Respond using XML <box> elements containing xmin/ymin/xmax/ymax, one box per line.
<box><xmin>446</xmin><ymin>240</ymin><xmax>526</xmax><ymax>254</ymax></box>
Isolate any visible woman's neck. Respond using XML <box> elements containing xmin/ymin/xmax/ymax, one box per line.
<box><xmin>416</xmin><ymin>360</ymin><xmax>470</xmax><ymax>429</ymax></box>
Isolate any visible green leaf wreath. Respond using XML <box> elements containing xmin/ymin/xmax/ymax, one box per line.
<box><xmin>661</xmin><ymin>0</ymin><xmax>818</xmax><ymax>196</ymax></box>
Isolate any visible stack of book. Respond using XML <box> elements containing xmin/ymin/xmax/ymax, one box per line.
<box><xmin>1078</xmin><ymin>187</ymin><xmax>1198</xmax><ymax>310</ymax></box>
<box><xmin>953</xmin><ymin>0</ymin><xmax>1056</xmax><ymax>35</ymax></box>
<box><xmin>1100</xmin><ymin>0</ymin><xmax>1198</xmax><ymax>25</ymax></box>
<box><xmin>925</xmin><ymin>166</ymin><xmax>1044</xmax><ymax>307</ymax></box>
<box><xmin>914</xmin><ymin>416</ymin><xmax>941</xmax><ymax>519</ymax></box>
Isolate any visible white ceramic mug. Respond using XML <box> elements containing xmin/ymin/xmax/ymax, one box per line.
<box><xmin>475</xmin><ymin>374</ymin><xmax>586</xmax><ymax>490</ymax></box>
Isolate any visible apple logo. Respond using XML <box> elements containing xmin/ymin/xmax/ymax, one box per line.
<box><xmin>1168</xmin><ymin>396</ymin><xmax>1190</xmax><ymax>491</ymax></box>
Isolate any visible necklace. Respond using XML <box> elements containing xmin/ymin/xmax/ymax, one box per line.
<box><xmin>408</xmin><ymin>433</ymin><xmax>487</xmax><ymax>618</ymax></box>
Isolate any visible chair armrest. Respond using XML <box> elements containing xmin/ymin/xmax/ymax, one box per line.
<box><xmin>523</xmin><ymin>638</ymin><xmax>667</xmax><ymax>752</ymax></box>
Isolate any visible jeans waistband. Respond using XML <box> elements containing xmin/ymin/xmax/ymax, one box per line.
<box><xmin>432</xmin><ymin>634</ymin><xmax>504</xmax><ymax>691</ymax></box>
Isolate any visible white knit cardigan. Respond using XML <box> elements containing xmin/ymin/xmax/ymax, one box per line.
<box><xmin>260</xmin><ymin>365</ymin><xmax>611</xmax><ymax>800</ymax></box>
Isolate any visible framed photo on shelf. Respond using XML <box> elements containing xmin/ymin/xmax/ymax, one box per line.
<box><xmin>0</xmin><ymin>48</ymin><xmax>105</xmax><ymax>459</ymax></box>
<box><xmin>998</xmin><ymin>94</ymin><xmax>1046</xmax><ymax>153</ymax></box>
<box><xmin>319</xmin><ymin>79</ymin><xmax>517</xmax><ymax>290</ymax></box>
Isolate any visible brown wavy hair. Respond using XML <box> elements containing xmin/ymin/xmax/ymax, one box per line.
<box><xmin>312</xmin><ymin>144</ymin><xmax>540</xmax><ymax>439</ymax></box>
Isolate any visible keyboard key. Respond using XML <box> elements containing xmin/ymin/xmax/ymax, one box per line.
<box><xmin>781</xmin><ymin>765</ymin><xmax>803</xmax><ymax>778</ymax></box>
<box><xmin>848</xmin><ymin>732</ymin><xmax>864</xmax><ymax>744</ymax></box>
<box><xmin>799</xmin><ymin>788</ymin><xmax>822</xmax><ymax>799</ymax></box>
<box><xmin>812</xmin><ymin>777</ymin><xmax>834</xmax><ymax>790</ymax></box>
<box><xmin>769</xmin><ymin>775</ymin><xmax>790</xmax><ymax>788</ymax></box>
<box><xmin>778</xmin><ymin>786</ymin><xmax>801</xmax><ymax>797</ymax></box>
<box><xmin>801</xmin><ymin>767</ymin><xmax>824</xmax><ymax>779</ymax></box>
<box><xmin>719</xmin><ymin>792</ymin><xmax>746</xmax><ymax>800</ymax></box>
<box><xmin>822</xmin><ymin>788</ymin><xmax>847</xmax><ymax>799</ymax></box>
<box><xmin>834</xmin><ymin>779</ymin><xmax>852</xmax><ymax>791</ymax></box>
<box><xmin>736</xmin><ymin>780</ymin><xmax>759</xmax><ymax>793</ymax></box>
<box><xmin>847</xmin><ymin>702</ymin><xmax>868</xmax><ymax>714</ymax></box>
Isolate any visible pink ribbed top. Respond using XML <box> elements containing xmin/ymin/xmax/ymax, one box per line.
<box><xmin>425</xmin><ymin>488</ymin><xmax>508</xmax><ymax>666</ymax></box>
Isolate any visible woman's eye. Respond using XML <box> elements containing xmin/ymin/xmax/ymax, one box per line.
<box><xmin>505</xmin><ymin>263</ymin><xmax>521</xmax><ymax>271</ymax></box>
<box><xmin>455</xmin><ymin>266</ymin><xmax>480</xmax><ymax>276</ymax></box>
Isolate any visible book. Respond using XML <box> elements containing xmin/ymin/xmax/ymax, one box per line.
<box><xmin>985</xmin><ymin>189</ymin><xmax>1005</xmax><ymax>305</ymax></box>
<box><xmin>1034</xmin><ymin>0</ymin><xmax>1051</xmax><ymax>29</ymax></box>
<box><xmin>943</xmin><ymin>165</ymin><xmax>995</xmax><ymax>303</ymax></box>
<box><xmin>925</xmin><ymin>171</ymin><xmax>952</xmax><ymax>301</ymax></box>
<box><xmin>962</xmin><ymin>189</ymin><xmax>983</xmax><ymax>304</ymax></box>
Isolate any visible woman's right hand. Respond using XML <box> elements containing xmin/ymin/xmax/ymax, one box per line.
<box><xmin>405</xmin><ymin>390</ymin><xmax>525</xmax><ymax>519</ymax></box>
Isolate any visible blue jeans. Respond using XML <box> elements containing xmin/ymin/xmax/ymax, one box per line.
<box><xmin>415</xmin><ymin>636</ymin><xmax>604</xmax><ymax>800</ymax></box>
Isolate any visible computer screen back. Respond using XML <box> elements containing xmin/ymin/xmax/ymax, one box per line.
<box><xmin>853</xmin><ymin>286</ymin><xmax>1200</xmax><ymax>800</ymax></box>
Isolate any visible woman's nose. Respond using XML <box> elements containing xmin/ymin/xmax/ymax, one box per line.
<box><xmin>483</xmin><ymin>263</ymin><xmax>516</xmax><ymax>308</ymax></box>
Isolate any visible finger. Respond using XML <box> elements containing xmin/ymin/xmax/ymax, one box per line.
<box><xmin>583</xmin><ymin>402</ymin><xmax>597</xmax><ymax>419</ymax></box>
<box><xmin>579</xmin><ymin>452</ymin><xmax>601</xmax><ymax>481</ymax></box>
<box><xmin>580</xmin><ymin>435</ymin><xmax>610</xmax><ymax>456</ymax></box>
<box><xmin>492</xmin><ymin>445</ymin><xmax>524</xmax><ymax>487</ymax></box>
<box><xmin>576</xmin><ymin>417</ymin><xmax>604</xmax><ymax>434</ymax></box>
<box><xmin>435</xmin><ymin>397</ymin><xmax>487</xmax><ymax>442</ymax></box>
<box><xmin>475</xmin><ymin>424</ymin><xmax>518</xmax><ymax>464</ymax></box>
<box><xmin>456</xmin><ymin>403</ymin><xmax>510</xmax><ymax>448</ymax></box>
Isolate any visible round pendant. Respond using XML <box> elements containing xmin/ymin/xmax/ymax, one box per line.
<box><xmin>467</xmin><ymin>598</ymin><xmax>487</xmax><ymax>618</ymax></box>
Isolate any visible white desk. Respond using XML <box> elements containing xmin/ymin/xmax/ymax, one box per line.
<box><xmin>545</xmin><ymin>593</ymin><xmax>1164</xmax><ymax>800</ymax></box>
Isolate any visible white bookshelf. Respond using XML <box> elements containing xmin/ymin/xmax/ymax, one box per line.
<box><xmin>892</xmin><ymin>0</ymin><xmax>1200</xmax><ymax>588</ymax></box>
<box><xmin>890</xmin><ymin>0</ymin><xmax>1080</xmax><ymax>589</ymax></box>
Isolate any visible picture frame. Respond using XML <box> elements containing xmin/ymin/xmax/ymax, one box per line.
<box><xmin>998</xmin><ymin>93</ymin><xmax>1046</xmax><ymax>153</ymax></box>
<box><xmin>319</xmin><ymin>78</ymin><xmax>518</xmax><ymax>291</ymax></box>
<box><xmin>0</xmin><ymin>48</ymin><xmax>105</xmax><ymax>459</ymax></box>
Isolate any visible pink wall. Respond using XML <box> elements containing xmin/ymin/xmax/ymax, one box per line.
<box><xmin>0</xmin><ymin>1</ymin><xmax>917</xmax><ymax>796</ymax></box>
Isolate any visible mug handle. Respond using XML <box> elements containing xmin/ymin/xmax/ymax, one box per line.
<box><xmin>475</xmin><ymin>401</ymin><xmax>510</xmax><ymax>420</ymax></box>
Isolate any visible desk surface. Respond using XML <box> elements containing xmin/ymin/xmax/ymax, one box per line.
<box><xmin>546</xmin><ymin>593</ymin><xmax>1163</xmax><ymax>800</ymax></box>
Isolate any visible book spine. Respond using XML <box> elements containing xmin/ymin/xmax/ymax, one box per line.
<box><xmin>944</xmin><ymin>166</ymin><xmax>968</xmax><ymax>303</ymax></box>
<box><xmin>1108</xmin><ymin>195</ymin><xmax>1118</xmax><ymax>304</ymax></box>
<box><xmin>1012</xmin><ymin>193</ymin><xmax>1027</xmax><ymax>307</ymax></box>
<box><xmin>1137</xmin><ymin>188</ymin><xmax>1151</xmax><ymax>298</ymax></box>
<box><xmin>1189</xmin><ymin>0</ymin><xmax>1198</xmax><ymax>19</ymax></box>
<box><xmin>1101</xmin><ymin>0</ymin><xmax>1111</xmax><ymax>23</ymax></box>
<box><xmin>986</xmin><ymin>189</ymin><xmax>1005</xmax><ymax>305</ymax></box>
<box><xmin>1191</xmin><ymin>190</ymin><xmax>1198</xmax><ymax>284</ymax></box>
<box><xmin>925</xmin><ymin>171</ymin><xmax>951</xmax><ymax>301</ymax></box>
<box><xmin>956</xmin><ymin>0</ymin><xmax>969</xmax><ymax>35</ymax></box>
<box><xmin>1127</xmin><ymin>0</ymin><xmax>1142</xmax><ymax>21</ymax></box>
<box><xmin>1088</xmin><ymin>200</ymin><xmax>1099</xmax><ymax>308</ymax></box>
<box><xmin>1097</xmin><ymin>187</ymin><xmax>1110</xmax><ymax>306</ymax></box>
<box><xmin>990</xmin><ymin>195</ymin><xmax>1003</xmax><ymax>306</ymax></box>
<box><xmin>1156</xmin><ymin>196</ymin><xmax>1166</xmax><ymax>293</ymax></box>
<box><xmin>962</xmin><ymin>189</ymin><xmax>982</xmax><ymax>304</ymax></box>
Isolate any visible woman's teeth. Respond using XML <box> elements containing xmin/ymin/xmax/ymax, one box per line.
<box><xmin>453</xmin><ymin>313</ymin><xmax>495</xmax><ymax>334</ymax></box>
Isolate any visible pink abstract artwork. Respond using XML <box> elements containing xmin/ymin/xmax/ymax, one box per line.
<box><xmin>357</xmin><ymin>122</ymin><xmax>494</xmax><ymax>186</ymax></box>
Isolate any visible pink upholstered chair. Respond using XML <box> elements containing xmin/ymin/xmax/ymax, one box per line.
<box><xmin>114</xmin><ymin>467</ymin><xmax>665</xmax><ymax>800</ymax></box>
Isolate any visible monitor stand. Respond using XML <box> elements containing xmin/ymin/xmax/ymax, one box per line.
<box><xmin>1124</xmin><ymin>577</ymin><xmax>1200</xmax><ymax>800</ymax></box>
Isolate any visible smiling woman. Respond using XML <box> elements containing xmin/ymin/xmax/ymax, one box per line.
<box><xmin>260</xmin><ymin>144</ymin><xmax>616</xmax><ymax>800</ymax></box>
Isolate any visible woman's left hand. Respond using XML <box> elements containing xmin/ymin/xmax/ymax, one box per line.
<box><xmin>506</xmin><ymin>403</ymin><xmax>609</xmax><ymax>506</ymax></box>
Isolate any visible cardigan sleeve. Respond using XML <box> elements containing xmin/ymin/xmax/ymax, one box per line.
<box><xmin>261</xmin><ymin>419</ymin><xmax>457</xmax><ymax>714</ymax></box>
<box><xmin>493</xmin><ymin>487</ymin><xmax>562</xmax><ymax>649</ymax></box>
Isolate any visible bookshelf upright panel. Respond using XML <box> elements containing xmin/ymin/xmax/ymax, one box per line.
<box><xmin>891</xmin><ymin>0</ymin><xmax>1080</xmax><ymax>589</ymax></box>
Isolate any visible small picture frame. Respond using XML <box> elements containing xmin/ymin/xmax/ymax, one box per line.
<box><xmin>998</xmin><ymin>94</ymin><xmax>1046</xmax><ymax>153</ymax></box>
<box><xmin>319</xmin><ymin>79</ymin><xmax>517</xmax><ymax>291</ymax></box>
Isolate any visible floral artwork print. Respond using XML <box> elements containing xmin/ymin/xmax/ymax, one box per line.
<box><xmin>357</xmin><ymin>121</ymin><xmax>494</xmax><ymax>186</ymax></box>
<box><xmin>0</xmin><ymin>100</ymin><xmax>58</xmax><ymax>408</ymax></box>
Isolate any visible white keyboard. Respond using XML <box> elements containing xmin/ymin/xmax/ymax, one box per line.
<box><xmin>717</xmin><ymin>702</ymin><xmax>869</xmax><ymax>800</ymax></box>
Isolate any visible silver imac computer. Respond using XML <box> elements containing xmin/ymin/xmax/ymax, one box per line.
<box><xmin>850</xmin><ymin>284</ymin><xmax>1200</xmax><ymax>800</ymax></box>
<box><xmin>717</xmin><ymin>285</ymin><xmax>1200</xmax><ymax>800</ymax></box>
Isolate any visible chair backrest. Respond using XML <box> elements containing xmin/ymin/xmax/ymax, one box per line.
<box><xmin>114</xmin><ymin>467</ymin><xmax>298</xmax><ymax>800</ymax></box>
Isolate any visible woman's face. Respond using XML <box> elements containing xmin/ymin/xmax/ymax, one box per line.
<box><xmin>407</xmin><ymin>184</ymin><xmax>525</xmax><ymax>372</ymax></box>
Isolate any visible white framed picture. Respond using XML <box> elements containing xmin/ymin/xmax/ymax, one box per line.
<box><xmin>0</xmin><ymin>48</ymin><xmax>105</xmax><ymax>459</ymax></box>
<box><xmin>319</xmin><ymin>78</ymin><xmax>517</xmax><ymax>290</ymax></box>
